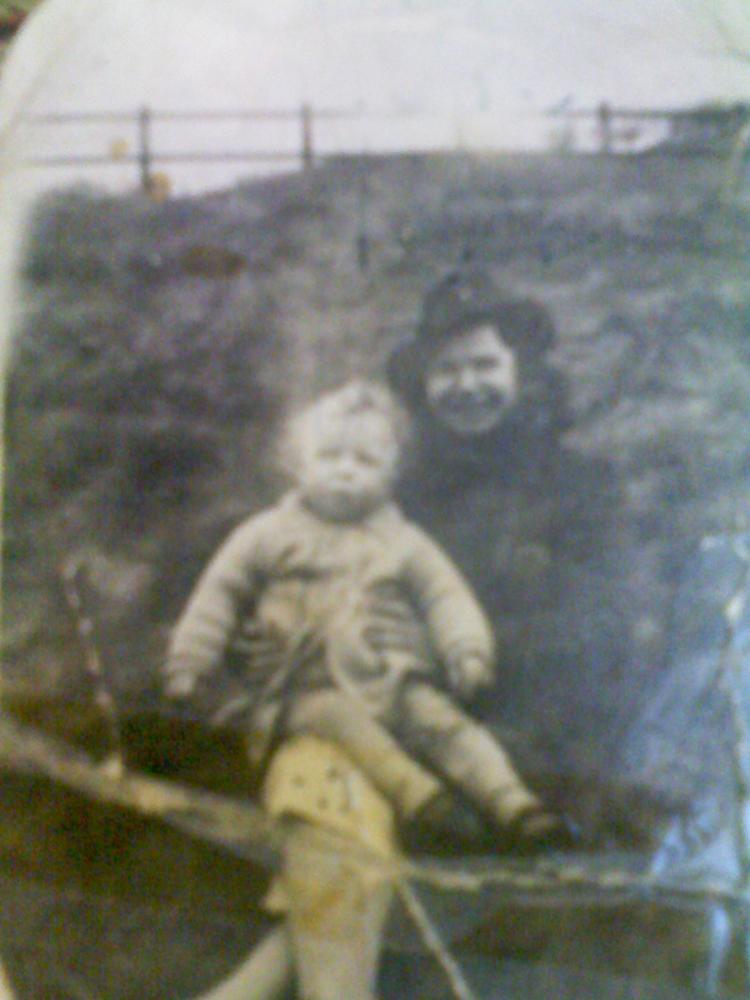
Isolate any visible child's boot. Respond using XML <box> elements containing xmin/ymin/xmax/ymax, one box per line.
<box><xmin>402</xmin><ymin>789</ymin><xmax>491</xmax><ymax>855</ymax></box>
<box><xmin>506</xmin><ymin>804</ymin><xmax>577</xmax><ymax>855</ymax></box>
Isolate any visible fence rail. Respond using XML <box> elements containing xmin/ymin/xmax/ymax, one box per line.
<box><xmin>548</xmin><ymin>100</ymin><xmax>750</xmax><ymax>154</ymax></box>
<box><xmin>23</xmin><ymin>100</ymin><xmax>738</xmax><ymax>195</ymax></box>
<box><xmin>23</xmin><ymin>103</ymin><xmax>358</xmax><ymax>192</ymax></box>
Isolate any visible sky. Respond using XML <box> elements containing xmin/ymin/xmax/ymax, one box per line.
<box><xmin>1</xmin><ymin>0</ymin><xmax>750</xmax><ymax>197</ymax></box>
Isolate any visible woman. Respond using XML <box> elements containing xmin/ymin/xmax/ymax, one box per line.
<box><xmin>384</xmin><ymin>268</ymin><xmax>635</xmax><ymax>834</ymax></box>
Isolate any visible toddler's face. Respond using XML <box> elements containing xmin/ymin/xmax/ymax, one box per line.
<box><xmin>298</xmin><ymin>417</ymin><xmax>397</xmax><ymax>521</ymax></box>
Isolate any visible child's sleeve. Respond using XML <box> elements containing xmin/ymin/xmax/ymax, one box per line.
<box><xmin>401</xmin><ymin>524</ymin><xmax>495</xmax><ymax>678</ymax></box>
<box><xmin>164</xmin><ymin>516</ymin><xmax>267</xmax><ymax>696</ymax></box>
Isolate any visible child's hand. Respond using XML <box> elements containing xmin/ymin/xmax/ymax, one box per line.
<box><xmin>449</xmin><ymin>654</ymin><xmax>493</xmax><ymax>698</ymax></box>
<box><xmin>230</xmin><ymin>620</ymin><xmax>285</xmax><ymax>675</ymax></box>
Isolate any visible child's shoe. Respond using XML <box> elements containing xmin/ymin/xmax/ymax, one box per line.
<box><xmin>402</xmin><ymin>790</ymin><xmax>491</xmax><ymax>855</ymax></box>
<box><xmin>508</xmin><ymin>805</ymin><xmax>577</xmax><ymax>855</ymax></box>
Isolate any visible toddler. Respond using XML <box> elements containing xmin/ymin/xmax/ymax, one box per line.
<box><xmin>166</xmin><ymin>381</ymin><xmax>568</xmax><ymax>851</ymax></box>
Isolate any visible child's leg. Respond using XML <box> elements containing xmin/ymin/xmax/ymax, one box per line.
<box><xmin>394</xmin><ymin>682</ymin><xmax>542</xmax><ymax>827</ymax></box>
<box><xmin>283</xmin><ymin>689</ymin><xmax>442</xmax><ymax>823</ymax></box>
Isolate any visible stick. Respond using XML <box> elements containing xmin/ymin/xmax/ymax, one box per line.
<box><xmin>59</xmin><ymin>557</ymin><xmax>124</xmax><ymax>767</ymax></box>
<box><xmin>0</xmin><ymin>714</ymin><xmax>744</xmax><ymax>909</ymax></box>
<box><xmin>0</xmin><ymin>713</ymin><xmax>281</xmax><ymax>868</ymax></box>
<box><xmin>397</xmin><ymin>883</ymin><xmax>479</xmax><ymax>1000</ymax></box>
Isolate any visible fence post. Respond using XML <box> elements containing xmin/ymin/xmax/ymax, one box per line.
<box><xmin>301</xmin><ymin>103</ymin><xmax>314</xmax><ymax>170</ymax></box>
<box><xmin>597</xmin><ymin>101</ymin><xmax>613</xmax><ymax>154</ymax></box>
<box><xmin>356</xmin><ymin>156</ymin><xmax>370</xmax><ymax>271</ymax></box>
<box><xmin>138</xmin><ymin>105</ymin><xmax>153</xmax><ymax>192</ymax></box>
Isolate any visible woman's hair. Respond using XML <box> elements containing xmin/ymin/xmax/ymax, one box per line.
<box><xmin>277</xmin><ymin>380</ymin><xmax>411</xmax><ymax>478</ymax></box>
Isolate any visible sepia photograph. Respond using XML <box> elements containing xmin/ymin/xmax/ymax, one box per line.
<box><xmin>2</xmin><ymin>1</ymin><xmax>750</xmax><ymax>997</ymax></box>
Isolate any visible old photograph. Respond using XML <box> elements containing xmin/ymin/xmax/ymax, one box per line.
<box><xmin>2</xmin><ymin>1</ymin><xmax>750</xmax><ymax>998</ymax></box>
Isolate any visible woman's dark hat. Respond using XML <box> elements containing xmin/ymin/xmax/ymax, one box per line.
<box><xmin>387</xmin><ymin>268</ymin><xmax>557</xmax><ymax>408</ymax></box>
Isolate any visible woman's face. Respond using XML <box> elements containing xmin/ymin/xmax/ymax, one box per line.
<box><xmin>424</xmin><ymin>324</ymin><xmax>518</xmax><ymax>435</ymax></box>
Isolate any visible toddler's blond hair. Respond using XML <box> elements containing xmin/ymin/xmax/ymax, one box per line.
<box><xmin>279</xmin><ymin>380</ymin><xmax>410</xmax><ymax>481</ymax></box>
